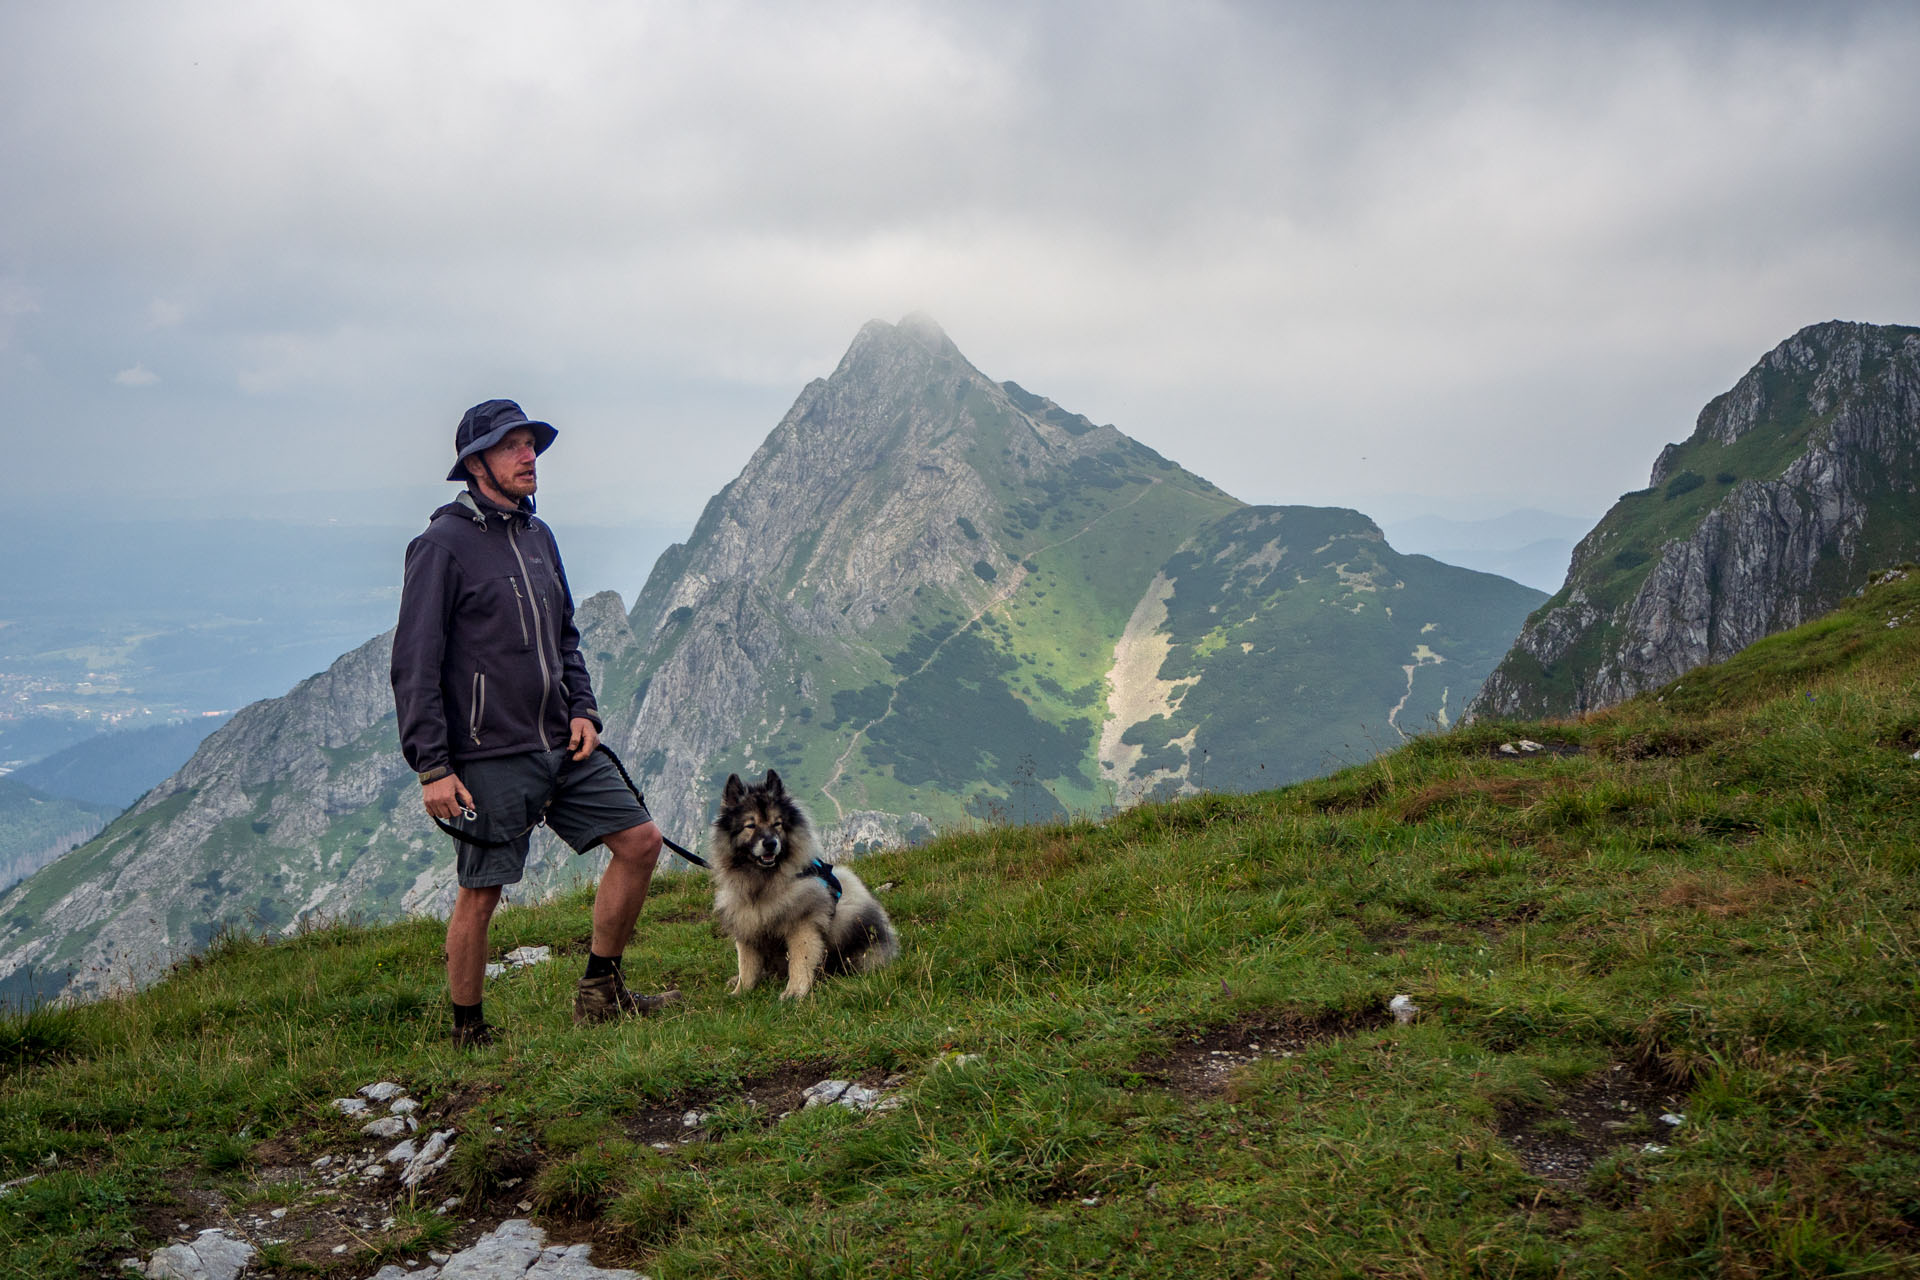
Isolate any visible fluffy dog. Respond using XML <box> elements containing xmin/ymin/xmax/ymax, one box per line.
<box><xmin>709</xmin><ymin>769</ymin><xmax>899</xmax><ymax>999</ymax></box>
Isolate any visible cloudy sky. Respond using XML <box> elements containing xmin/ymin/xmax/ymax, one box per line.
<box><xmin>5</xmin><ymin>0</ymin><xmax>1917</xmax><ymax>533</ymax></box>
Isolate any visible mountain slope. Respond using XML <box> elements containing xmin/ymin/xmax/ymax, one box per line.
<box><xmin>609</xmin><ymin>316</ymin><xmax>1540</xmax><ymax>844</ymax></box>
<box><xmin>1473</xmin><ymin>319</ymin><xmax>1920</xmax><ymax>717</ymax></box>
<box><xmin>5</xmin><ymin>570</ymin><xmax>1916</xmax><ymax>1278</ymax></box>
<box><xmin>0</xmin><ymin>316</ymin><xmax>1541</xmax><ymax>1003</ymax></box>
<box><xmin>7</xmin><ymin>716</ymin><xmax>232</xmax><ymax>809</ymax></box>
<box><xmin>0</xmin><ymin>778</ymin><xmax>115</xmax><ymax>894</ymax></box>
<box><xmin>0</xmin><ymin>597</ymin><xmax>635</xmax><ymax>1006</ymax></box>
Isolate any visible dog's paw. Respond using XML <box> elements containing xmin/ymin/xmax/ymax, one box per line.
<box><xmin>728</xmin><ymin>975</ymin><xmax>753</xmax><ymax>995</ymax></box>
<box><xmin>779</xmin><ymin>985</ymin><xmax>811</xmax><ymax>1001</ymax></box>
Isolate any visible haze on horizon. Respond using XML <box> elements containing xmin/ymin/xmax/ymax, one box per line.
<box><xmin>4</xmin><ymin>1</ymin><xmax>1918</xmax><ymax>535</ymax></box>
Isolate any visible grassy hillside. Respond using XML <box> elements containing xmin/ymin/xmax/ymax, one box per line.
<box><xmin>4</xmin><ymin>572</ymin><xmax>1918</xmax><ymax>1278</ymax></box>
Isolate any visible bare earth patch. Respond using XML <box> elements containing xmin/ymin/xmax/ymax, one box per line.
<box><xmin>1131</xmin><ymin>1010</ymin><xmax>1387</xmax><ymax>1098</ymax></box>
<box><xmin>1496</xmin><ymin>1064</ymin><xmax>1686</xmax><ymax>1184</ymax></box>
<box><xmin>624</xmin><ymin>1061</ymin><xmax>901</xmax><ymax>1146</ymax></box>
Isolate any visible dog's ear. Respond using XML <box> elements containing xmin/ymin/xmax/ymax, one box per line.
<box><xmin>723</xmin><ymin>774</ymin><xmax>746</xmax><ymax>806</ymax></box>
<box><xmin>763</xmin><ymin>769</ymin><xmax>784</xmax><ymax>796</ymax></box>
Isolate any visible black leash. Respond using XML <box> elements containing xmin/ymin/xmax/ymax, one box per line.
<box><xmin>429</xmin><ymin>742</ymin><xmax>710</xmax><ymax>869</ymax></box>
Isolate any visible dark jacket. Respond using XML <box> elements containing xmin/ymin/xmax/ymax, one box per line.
<box><xmin>391</xmin><ymin>489</ymin><xmax>600</xmax><ymax>783</ymax></box>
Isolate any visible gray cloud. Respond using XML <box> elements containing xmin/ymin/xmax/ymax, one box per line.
<box><xmin>4</xmin><ymin>0</ymin><xmax>1917</xmax><ymax>528</ymax></box>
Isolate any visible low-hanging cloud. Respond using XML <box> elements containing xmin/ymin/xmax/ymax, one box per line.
<box><xmin>4</xmin><ymin>0</ymin><xmax>1917</xmax><ymax>524</ymax></box>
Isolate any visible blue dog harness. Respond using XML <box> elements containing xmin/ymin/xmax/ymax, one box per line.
<box><xmin>798</xmin><ymin>857</ymin><xmax>843</xmax><ymax>903</ymax></box>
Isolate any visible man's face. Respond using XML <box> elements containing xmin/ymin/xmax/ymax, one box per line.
<box><xmin>468</xmin><ymin>426</ymin><xmax>539</xmax><ymax>499</ymax></box>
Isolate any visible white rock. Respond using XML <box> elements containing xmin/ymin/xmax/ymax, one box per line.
<box><xmin>1389</xmin><ymin>994</ymin><xmax>1420</xmax><ymax>1024</ymax></box>
<box><xmin>391</xmin><ymin>1098</ymin><xmax>421</xmax><ymax>1116</ymax></box>
<box><xmin>484</xmin><ymin>963</ymin><xmax>507</xmax><ymax>980</ymax></box>
<box><xmin>362</xmin><ymin>1116</ymin><xmax>410</xmax><ymax>1140</ymax></box>
<box><xmin>363</xmin><ymin>1164</ymin><xmax>386</xmax><ymax>1179</ymax></box>
<box><xmin>0</xmin><ymin>1173</ymin><xmax>40</xmax><ymax>1196</ymax></box>
<box><xmin>681</xmin><ymin>1110</ymin><xmax>707</xmax><ymax>1128</ymax></box>
<box><xmin>333</xmin><ymin>1244</ymin><xmax>350</xmax><ymax>1255</ymax></box>
<box><xmin>801</xmin><ymin>1079</ymin><xmax>900</xmax><ymax>1113</ymax></box>
<box><xmin>426</xmin><ymin>1220</ymin><xmax>643</xmax><ymax>1280</ymax></box>
<box><xmin>144</xmin><ymin>1229</ymin><xmax>256</xmax><ymax>1280</ymax></box>
<box><xmin>1659</xmin><ymin>1112</ymin><xmax>1686</xmax><ymax>1127</ymax></box>
<box><xmin>1517</xmin><ymin>739</ymin><xmax>1544</xmax><ymax>752</ymax></box>
<box><xmin>311</xmin><ymin>1154</ymin><xmax>334</xmax><ymax>1169</ymax></box>
<box><xmin>360</xmin><ymin>1082</ymin><xmax>408</xmax><ymax>1102</ymax></box>
<box><xmin>386</xmin><ymin>1139</ymin><xmax>420</xmax><ymax>1164</ymax></box>
<box><xmin>401</xmin><ymin>1130</ymin><xmax>459</xmax><ymax>1188</ymax></box>
<box><xmin>331</xmin><ymin>1098</ymin><xmax>371</xmax><ymax>1118</ymax></box>
<box><xmin>1498</xmin><ymin>743</ymin><xmax>1519</xmax><ymax>755</ymax></box>
<box><xmin>1642</xmin><ymin>1142</ymin><xmax>1668</xmax><ymax>1154</ymax></box>
<box><xmin>503</xmin><ymin>945</ymin><xmax>551</xmax><ymax>968</ymax></box>
<box><xmin>270</xmin><ymin>1208</ymin><xmax>287</xmax><ymax>1220</ymax></box>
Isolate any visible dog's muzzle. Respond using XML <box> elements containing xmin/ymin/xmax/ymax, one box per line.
<box><xmin>751</xmin><ymin>836</ymin><xmax>783</xmax><ymax>868</ymax></box>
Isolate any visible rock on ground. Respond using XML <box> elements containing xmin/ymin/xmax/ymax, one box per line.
<box><xmin>144</xmin><ymin>1229</ymin><xmax>255</xmax><ymax>1280</ymax></box>
<box><xmin>367</xmin><ymin>1219</ymin><xmax>644</xmax><ymax>1280</ymax></box>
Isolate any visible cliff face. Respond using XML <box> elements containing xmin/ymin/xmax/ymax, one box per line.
<box><xmin>1473</xmin><ymin>321</ymin><xmax>1920</xmax><ymax>719</ymax></box>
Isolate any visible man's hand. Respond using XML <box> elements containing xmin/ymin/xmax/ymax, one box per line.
<box><xmin>422</xmin><ymin>773</ymin><xmax>475</xmax><ymax>821</ymax></box>
<box><xmin>569</xmin><ymin>717</ymin><xmax>600</xmax><ymax>762</ymax></box>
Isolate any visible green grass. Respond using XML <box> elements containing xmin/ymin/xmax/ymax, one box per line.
<box><xmin>5</xmin><ymin>574</ymin><xmax>1920</xmax><ymax>1276</ymax></box>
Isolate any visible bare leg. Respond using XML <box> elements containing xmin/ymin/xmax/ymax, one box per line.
<box><xmin>446</xmin><ymin>884</ymin><xmax>504</xmax><ymax>1006</ymax></box>
<box><xmin>730</xmin><ymin>939</ymin><xmax>764</xmax><ymax>993</ymax></box>
<box><xmin>782</xmin><ymin>928</ymin><xmax>826</xmax><ymax>1000</ymax></box>
<box><xmin>591</xmin><ymin>821</ymin><xmax>662</xmax><ymax>959</ymax></box>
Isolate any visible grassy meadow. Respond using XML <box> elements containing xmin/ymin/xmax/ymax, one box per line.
<box><xmin>3</xmin><ymin>572</ymin><xmax>1918</xmax><ymax>1278</ymax></box>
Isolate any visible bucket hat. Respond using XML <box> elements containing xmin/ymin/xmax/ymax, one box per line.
<box><xmin>447</xmin><ymin>399</ymin><xmax>557</xmax><ymax>481</ymax></box>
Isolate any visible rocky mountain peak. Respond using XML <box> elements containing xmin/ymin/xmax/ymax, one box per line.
<box><xmin>1653</xmin><ymin>320</ymin><xmax>1920</xmax><ymax>485</ymax></box>
<box><xmin>1476</xmin><ymin>318</ymin><xmax>1920</xmax><ymax>719</ymax></box>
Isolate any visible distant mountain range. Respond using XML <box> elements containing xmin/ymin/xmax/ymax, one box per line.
<box><xmin>1381</xmin><ymin>509</ymin><xmax>1590</xmax><ymax>593</ymax></box>
<box><xmin>0</xmin><ymin>315</ymin><xmax>1543</xmax><ymax>1004</ymax></box>
<box><xmin>1474</xmin><ymin>321</ymin><xmax>1920</xmax><ymax>718</ymax></box>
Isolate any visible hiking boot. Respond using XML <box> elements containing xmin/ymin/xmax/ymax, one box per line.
<box><xmin>452</xmin><ymin>1021</ymin><xmax>497</xmax><ymax>1049</ymax></box>
<box><xmin>574</xmin><ymin>971</ymin><xmax>683</xmax><ymax>1025</ymax></box>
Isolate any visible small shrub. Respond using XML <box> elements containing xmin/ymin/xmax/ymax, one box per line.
<box><xmin>1663</xmin><ymin>470</ymin><xmax>1705</xmax><ymax>499</ymax></box>
<box><xmin>1715</xmin><ymin>471</ymin><xmax>1737</xmax><ymax>485</ymax></box>
<box><xmin>445</xmin><ymin>1125</ymin><xmax>536</xmax><ymax>1203</ymax></box>
<box><xmin>0</xmin><ymin>1003</ymin><xmax>87</xmax><ymax>1073</ymax></box>
<box><xmin>201</xmin><ymin>1133</ymin><xmax>255</xmax><ymax>1174</ymax></box>
<box><xmin>531</xmin><ymin>1145</ymin><xmax>624</xmax><ymax>1220</ymax></box>
<box><xmin>609</xmin><ymin>1175</ymin><xmax>699</xmax><ymax>1247</ymax></box>
<box><xmin>1612</xmin><ymin>548</ymin><xmax>1651</xmax><ymax>571</ymax></box>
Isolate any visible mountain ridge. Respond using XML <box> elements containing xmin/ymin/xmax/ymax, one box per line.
<box><xmin>0</xmin><ymin>316</ymin><xmax>1542</xmax><ymax>1004</ymax></box>
<box><xmin>1472</xmin><ymin>319</ymin><xmax>1920</xmax><ymax>718</ymax></box>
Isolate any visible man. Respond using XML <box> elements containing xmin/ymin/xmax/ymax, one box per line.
<box><xmin>391</xmin><ymin>398</ymin><xmax>680</xmax><ymax>1047</ymax></box>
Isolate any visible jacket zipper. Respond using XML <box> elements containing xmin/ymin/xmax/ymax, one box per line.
<box><xmin>506</xmin><ymin>520</ymin><xmax>554</xmax><ymax>748</ymax></box>
<box><xmin>469</xmin><ymin>672</ymin><xmax>486</xmax><ymax>745</ymax></box>
<box><xmin>509</xmin><ymin>578</ymin><xmax>531</xmax><ymax>646</ymax></box>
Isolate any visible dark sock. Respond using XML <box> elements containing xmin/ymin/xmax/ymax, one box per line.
<box><xmin>453</xmin><ymin>1000</ymin><xmax>484</xmax><ymax>1028</ymax></box>
<box><xmin>584</xmin><ymin>951</ymin><xmax>621</xmax><ymax>980</ymax></box>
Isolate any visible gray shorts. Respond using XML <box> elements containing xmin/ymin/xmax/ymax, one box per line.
<box><xmin>446</xmin><ymin>748</ymin><xmax>652</xmax><ymax>889</ymax></box>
